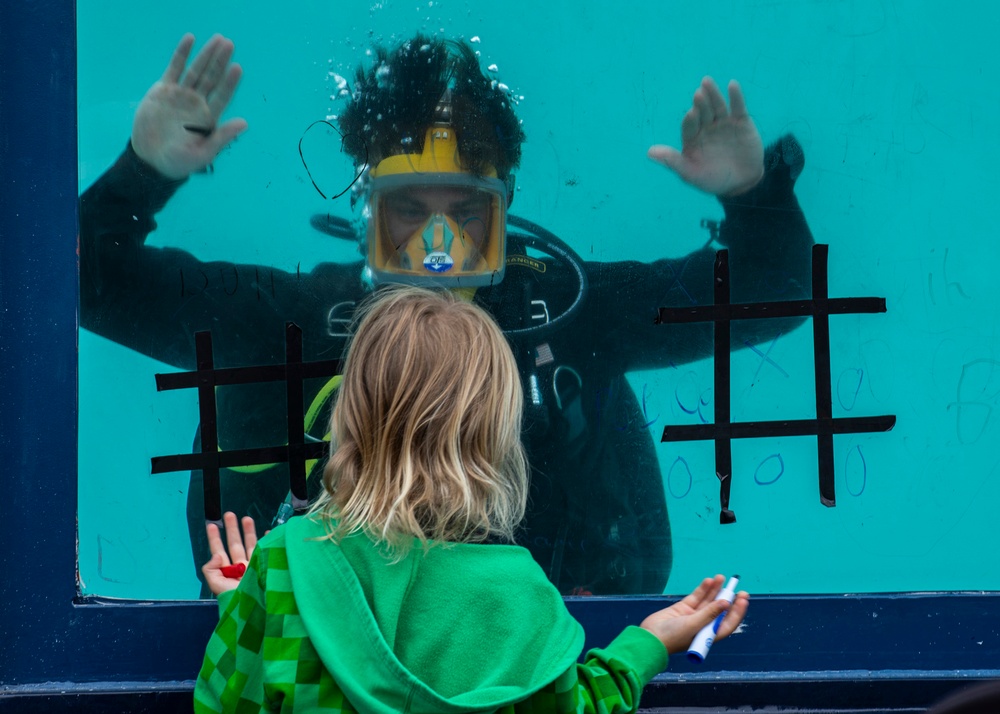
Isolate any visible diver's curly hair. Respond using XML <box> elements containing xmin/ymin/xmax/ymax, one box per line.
<box><xmin>337</xmin><ymin>34</ymin><xmax>525</xmax><ymax>179</ymax></box>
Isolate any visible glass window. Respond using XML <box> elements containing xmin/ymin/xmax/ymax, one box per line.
<box><xmin>78</xmin><ymin>0</ymin><xmax>999</xmax><ymax>601</ymax></box>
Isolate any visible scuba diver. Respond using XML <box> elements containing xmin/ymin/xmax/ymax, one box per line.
<box><xmin>79</xmin><ymin>32</ymin><xmax>814</xmax><ymax>596</ymax></box>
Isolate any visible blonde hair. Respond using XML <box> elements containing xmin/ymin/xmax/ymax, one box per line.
<box><xmin>310</xmin><ymin>285</ymin><xmax>528</xmax><ymax>554</ymax></box>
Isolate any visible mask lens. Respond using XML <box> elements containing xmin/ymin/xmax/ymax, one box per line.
<box><xmin>381</xmin><ymin>186</ymin><xmax>491</xmax><ymax>249</ymax></box>
<box><xmin>368</xmin><ymin>175</ymin><xmax>508</xmax><ymax>287</ymax></box>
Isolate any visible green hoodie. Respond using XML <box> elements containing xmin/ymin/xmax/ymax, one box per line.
<box><xmin>195</xmin><ymin>516</ymin><xmax>668</xmax><ymax>713</ymax></box>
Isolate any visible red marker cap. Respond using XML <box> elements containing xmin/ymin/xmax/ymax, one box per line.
<box><xmin>220</xmin><ymin>562</ymin><xmax>246</xmax><ymax>580</ymax></box>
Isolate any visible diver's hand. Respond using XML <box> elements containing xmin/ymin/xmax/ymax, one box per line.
<box><xmin>202</xmin><ymin>511</ymin><xmax>258</xmax><ymax>596</ymax></box>
<box><xmin>131</xmin><ymin>33</ymin><xmax>248</xmax><ymax>180</ymax></box>
<box><xmin>639</xmin><ymin>575</ymin><xmax>750</xmax><ymax>655</ymax></box>
<box><xmin>648</xmin><ymin>77</ymin><xmax>764</xmax><ymax>197</ymax></box>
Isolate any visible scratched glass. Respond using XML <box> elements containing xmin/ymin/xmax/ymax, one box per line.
<box><xmin>78</xmin><ymin>0</ymin><xmax>1000</xmax><ymax>598</ymax></box>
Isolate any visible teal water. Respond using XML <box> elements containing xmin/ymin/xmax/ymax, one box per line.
<box><xmin>78</xmin><ymin>0</ymin><xmax>1000</xmax><ymax>599</ymax></box>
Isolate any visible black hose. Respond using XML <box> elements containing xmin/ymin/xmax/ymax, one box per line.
<box><xmin>504</xmin><ymin>215</ymin><xmax>589</xmax><ymax>338</ymax></box>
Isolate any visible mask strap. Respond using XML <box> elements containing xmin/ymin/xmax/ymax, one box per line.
<box><xmin>505</xmin><ymin>173</ymin><xmax>516</xmax><ymax>207</ymax></box>
<box><xmin>434</xmin><ymin>89</ymin><xmax>453</xmax><ymax>125</ymax></box>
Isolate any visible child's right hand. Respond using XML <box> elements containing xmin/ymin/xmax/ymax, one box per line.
<box><xmin>640</xmin><ymin>575</ymin><xmax>749</xmax><ymax>655</ymax></box>
<box><xmin>202</xmin><ymin>511</ymin><xmax>258</xmax><ymax>596</ymax></box>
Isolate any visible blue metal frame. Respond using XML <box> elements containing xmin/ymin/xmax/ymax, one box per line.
<box><xmin>1</xmin><ymin>1</ymin><xmax>997</xmax><ymax>710</ymax></box>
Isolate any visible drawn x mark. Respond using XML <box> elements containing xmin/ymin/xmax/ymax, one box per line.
<box><xmin>745</xmin><ymin>331</ymin><xmax>788</xmax><ymax>380</ymax></box>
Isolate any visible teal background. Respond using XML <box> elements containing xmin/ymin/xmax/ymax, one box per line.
<box><xmin>77</xmin><ymin>0</ymin><xmax>999</xmax><ymax>599</ymax></box>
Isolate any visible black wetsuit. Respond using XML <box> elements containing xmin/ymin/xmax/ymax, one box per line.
<box><xmin>80</xmin><ymin>135</ymin><xmax>814</xmax><ymax>595</ymax></box>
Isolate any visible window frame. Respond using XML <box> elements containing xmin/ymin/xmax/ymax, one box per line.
<box><xmin>1</xmin><ymin>2</ymin><xmax>998</xmax><ymax>709</ymax></box>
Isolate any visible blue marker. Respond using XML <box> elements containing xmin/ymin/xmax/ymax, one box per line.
<box><xmin>687</xmin><ymin>574</ymin><xmax>740</xmax><ymax>663</ymax></box>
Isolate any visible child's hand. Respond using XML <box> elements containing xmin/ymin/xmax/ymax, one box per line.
<box><xmin>640</xmin><ymin>575</ymin><xmax>749</xmax><ymax>655</ymax></box>
<box><xmin>202</xmin><ymin>511</ymin><xmax>258</xmax><ymax>596</ymax></box>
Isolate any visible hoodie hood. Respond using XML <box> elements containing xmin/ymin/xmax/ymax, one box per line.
<box><xmin>284</xmin><ymin>516</ymin><xmax>585</xmax><ymax>714</ymax></box>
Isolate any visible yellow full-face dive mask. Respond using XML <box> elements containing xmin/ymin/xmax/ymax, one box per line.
<box><xmin>366</xmin><ymin>126</ymin><xmax>508</xmax><ymax>287</ymax></box>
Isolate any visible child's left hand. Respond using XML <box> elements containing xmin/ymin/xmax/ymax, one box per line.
<box><xmin>639</xmin><ymin>575</ymin><xmax>749</xmax><ymax>655</ymax></box>
<box><xmin>202</xmin><ymin>511</ymin><xmax>258</xmax><ymax>595</ymax></box>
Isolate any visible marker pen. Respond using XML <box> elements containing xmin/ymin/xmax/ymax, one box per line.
<box><xmin>687</xmin><ymin>574</ymin><xmax>740</xmax><ymax>663</ymax></box>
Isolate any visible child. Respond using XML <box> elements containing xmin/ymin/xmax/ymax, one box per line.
<box><xmin>195</xmin><ymin>285</ymin><xmax>749</xmax><ymax>713</ymax></box>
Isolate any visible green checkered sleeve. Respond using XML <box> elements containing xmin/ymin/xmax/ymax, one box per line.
<box><xmin>194</xmin><ymin>549</ymin><xmax>270</xmax><ymax>713</ymax></box>
<box><xmin>504</xmin><ymin>626</ymin><xmax>667</xmax><ymax>714</ymax></box>
<box><xmin>194</xmin><ymin>537</ymin><xmax>358</xmax><ymax>713</ymax></box>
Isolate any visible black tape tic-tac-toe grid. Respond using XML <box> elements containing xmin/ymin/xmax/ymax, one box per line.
<box><xmin>655</xmin><ymin>244</ymin><xmax>896</xmax><ymax>523</ymax></box>
<box><xmin>151</xmin><ymin>323</ymin><xmax>341</xmax><ymax>524</ymax></box>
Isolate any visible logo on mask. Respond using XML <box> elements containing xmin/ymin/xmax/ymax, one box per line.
<box><xmin>423</xmin><ymin>251</ymin><xmax>455</xmax><ymax>273</ymax></box>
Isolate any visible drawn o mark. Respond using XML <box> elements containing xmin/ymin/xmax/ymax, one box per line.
<box><xmin>845</xmin><ymin>445</ymin><xmax>867</xmax><ymax>497</ymax></box>
<box><xmin>753</xmin><ymin>453</ymin><xmax>784</xmax><ymax>486</ymax></box>
<box><xmin>837</xmin><ymin>368</ymin><xmax>864</xmax><ymax>411</ymax></box>
<box><xmin>667</xmin><ymin>456</ymin><xmax>693</xmax><ymax>499</ymax></box>
<box><xmin>640</xmin><ymin>383</ymin><xmax>659</xmax><ymax>429</ymax></box>
<box><xmin>674</xmin><ymin>373</ymin><xmax>712</xmax><ymax>424</ymax></box>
